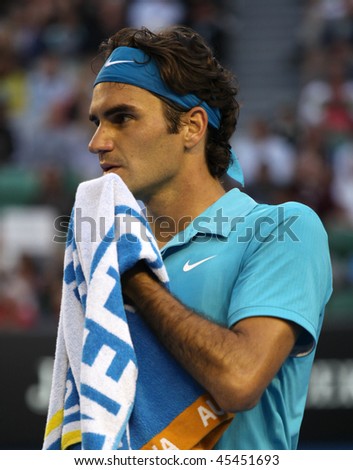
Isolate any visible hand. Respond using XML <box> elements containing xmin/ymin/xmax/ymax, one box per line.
<box><xmin>121</xmin><ymin>260</ymin><xmax>159</xmax><ymax>306</ymax></box>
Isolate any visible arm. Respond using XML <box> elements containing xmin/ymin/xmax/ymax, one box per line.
<box><xmin>122</xmin><ymin>262</ymin><xmax>300</xmax><ymax>412</ymax></box>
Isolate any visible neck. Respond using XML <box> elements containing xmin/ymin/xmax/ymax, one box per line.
<box><xmin>145</xmin><ymin>174</ymin><xmax>225</xmax><ymax>248</ymax></box>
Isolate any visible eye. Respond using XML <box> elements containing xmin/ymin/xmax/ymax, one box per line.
<box><xmin>111</xmin><ymin>113</ymin><xmax>133</xmax><ymax>125</ymax></box>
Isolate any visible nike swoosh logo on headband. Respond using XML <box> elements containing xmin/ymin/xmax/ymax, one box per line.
<box><xmin>104</xmin><ymin>59</ymin><xmax>135</xmax><ymax>68</ymax></box>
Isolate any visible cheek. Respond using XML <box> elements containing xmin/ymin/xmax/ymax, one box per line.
<box><xmin>127</xmin><ymin>124</ymin><xmax>183</xmax><ymax>170</ymax></box>
<box><xmin>156</xmin><ymin>131</ymin><xmax>184</xmax><ymax>157</ymax></box>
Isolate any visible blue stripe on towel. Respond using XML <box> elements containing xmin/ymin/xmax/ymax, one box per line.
<box><xmin>83</xmin><ymin>318</ymin><xmax>136</xmax><ymax>380</ymax></box>
<box><xmin>114</xmin><ymin>205</ymin><xmax>164</xmax><ymax>271</ymax></box>
<box><xmin>48</xmin><ymin>438</ymin><xmax>62</xmax><ymax>450</ymax></box>
<box><xmin>65</xmin><ymin>369</ymin><xmax>79</xmax><ymax>408</ymax></box>
<box><xmin>64</xmin><ymin>261</ymin><xmax>76</xmax><ymax>284</ymax></box>
<box><xmin>73</xmin><ymin>287</ymin><xmax>81</xmax><ymax>303</ymax></box>
<box><xmin>82</xmin><ymin>433</ymin><xmax>105</xmax><ymax>449</ymax></box>
<box><xmin>104</xmin><ymin>266</ymin><xmax>124</xmax><ymax>317</ymax></box>
<box><xmin>63</xmin><ymin>411</ymin><xmax>81</xmax><ymax>425</ymax></box>
<box><xmin>90</xmin><ymin>226</ymin><xmax>115</xmax><ymax>280</ymax></box>
<box><xmin>75</xmin><ymin>263</ymin><xmax>85</xmax><ymax>286</ymax></box>
<box><xmin>117</xmin><ymin>234</ymin><xmax>143</xmax><ymax>273</ymax></box>
<box><xmin>81</xmin><ymin>384</ymin><xmax>121</xmax><ymax>415</ymax></box>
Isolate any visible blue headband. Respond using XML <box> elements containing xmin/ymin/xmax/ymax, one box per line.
<box><xmin>94</xmin><ymin>46</ymin><xmax>244</xmax><ymax>185</ymax></box>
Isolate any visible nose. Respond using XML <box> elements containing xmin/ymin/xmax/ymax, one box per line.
<box><xmin>88</xmin><ymin>126</ymin><xmax>114</xmax><ymax>155</ymax></box>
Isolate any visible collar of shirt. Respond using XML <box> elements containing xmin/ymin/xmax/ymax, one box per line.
<box><xmin>161</xmin><ymin>189</ymin><xmax>258</xmax><ymax>254</ymax></box>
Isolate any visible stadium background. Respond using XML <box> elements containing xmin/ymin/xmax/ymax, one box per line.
<box><xmin>0</xmin><ymin>0</ymin><xmax>352</xmax><ymax>450</ymax></box>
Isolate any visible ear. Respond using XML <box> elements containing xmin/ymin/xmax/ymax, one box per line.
<box><xmin>182</xmin><ymin>106</ymin><xmax>208</xmax><ymax>150</ymax></box>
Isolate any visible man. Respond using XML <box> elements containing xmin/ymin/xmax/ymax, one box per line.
<box><xmin>88</xmin><ymin>26</ymin><xmax>332</xmax><ymax>449</ymax></box>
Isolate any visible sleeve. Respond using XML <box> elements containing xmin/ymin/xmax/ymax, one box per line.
<box><xmin>228</xmin><ymin>203</ymin><xmax>333</xmax><ymax>356</ymax></box>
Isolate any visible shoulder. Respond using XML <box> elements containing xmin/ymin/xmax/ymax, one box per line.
<box><xmin>275</xmin><ymin>201</ymin><xmax>328</xmax><ymax>244</ymax></box>
<box><xmin>225</xmin><ymin>191</ymin><xmax>329</xmax><ymax>250</ymax></box>
<box><xmin>252</xmin><ymin>199</ymin><xmax>320</xmax><ymax>218</ymax></box>
<box><xmin>239</xmin><ymin>200</ymin><xmax>330</xmax><ymax>267</ymax></box>
<box><xmin>250</xmin><ymin>200</ymin><xmax>327</xmax><ymax>235</ymax></box>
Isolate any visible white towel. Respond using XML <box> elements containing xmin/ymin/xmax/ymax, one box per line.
<box><xmin>43</xmin><ymin>173</ymin><xmax>233</xmax><ymax>450</ymax></box>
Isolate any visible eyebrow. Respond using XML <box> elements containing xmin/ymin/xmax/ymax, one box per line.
<box><xmin>89</xmin><ymin>104</ymin><xmax>139</xmax><ymax>122</ymax></box>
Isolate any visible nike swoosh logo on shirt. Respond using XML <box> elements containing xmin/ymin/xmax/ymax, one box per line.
<box><xmin>104</xmin><ymin>59</ymin><xmax>135</xmax><ymax>68</ymax></box>
<box><xmin>183</xmin><ymin>255</ymin><xmax>217</xmax><ymax>272</ymax></box>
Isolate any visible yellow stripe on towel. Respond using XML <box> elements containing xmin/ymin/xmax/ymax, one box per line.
<box><xmin>62</xmin><ymin>430</ymin><xmax>82</xmax><ymax>450</ymax></box>
<box><xmin>141</xmin><ymin>395</ymin><xmax>234</xmax><ymax>450</ymax></box>
<box><xmin>44</xmin><ymin>409</ymin><xmax>64</xmax><ymax>438</ymax></box>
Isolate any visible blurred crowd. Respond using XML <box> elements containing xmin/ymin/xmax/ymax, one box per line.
<box><xmin>233</xmin><ymin>0</ymin><xmax>353</xmax><ymax>227</ymax></box>
<box><xmin>0</xmin><ymin>0</ymin><xmax>352</xmax><ymax>331</ymax></box>
<box><xmin>0</xmin><ymin>0</ymin><xmax>229</xmax><ymax>330</ymax></box>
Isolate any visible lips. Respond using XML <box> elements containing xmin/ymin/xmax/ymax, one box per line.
<box><xmin>100</xmin><ymin>163</ymin><xmax>121</xmax><ymax>173</ymax></box>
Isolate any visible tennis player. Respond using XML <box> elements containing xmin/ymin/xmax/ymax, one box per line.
<box><xmin>88</xmin><ymin>26</ymin><xmax>332</xmax><ymax>449</ymax></box>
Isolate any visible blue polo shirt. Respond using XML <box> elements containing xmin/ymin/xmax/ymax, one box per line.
<box><xmin>160</xmin><ymin>188</ymin><xmax>332</xmax><ymax>449</ymax></box>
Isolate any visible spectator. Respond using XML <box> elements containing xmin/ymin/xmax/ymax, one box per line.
<box><xmin>297</xmin><ymin>58</ymin><xmax>353</xmax><ymax>129</ymax></box>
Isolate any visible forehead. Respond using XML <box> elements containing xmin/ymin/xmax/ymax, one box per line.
<box><xmin>89</xmin><ymin>82</ymin><xmax>163</xmax><ymax>114</ymax></box>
